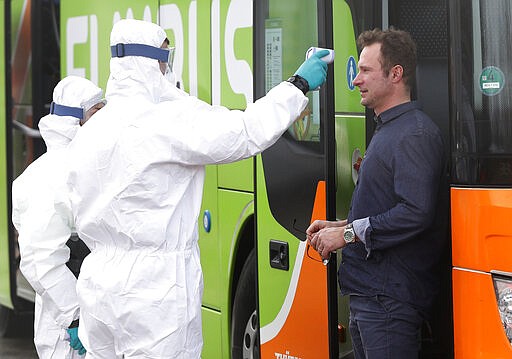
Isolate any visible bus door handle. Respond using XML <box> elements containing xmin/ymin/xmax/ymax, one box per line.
<box><xmin>269</xmin><ymin>240</ymin><xmax>289</xmax><ymax>271</ymax></box>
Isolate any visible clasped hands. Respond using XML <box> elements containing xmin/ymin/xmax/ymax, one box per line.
<box><xmin>306</xmin><ymin>219</ymin><xmax>348</xmax><ymax>261</ymax></box>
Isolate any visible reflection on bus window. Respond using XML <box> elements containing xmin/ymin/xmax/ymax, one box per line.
<box><xmin>263</xmin><ymin>0</ymin><xmax>319</xmax><ymax>143</ymax></box>
<box><xmin>287</xmin><ymin>91</ymin><xmax>320</xmax><ymax>142</ymax></box>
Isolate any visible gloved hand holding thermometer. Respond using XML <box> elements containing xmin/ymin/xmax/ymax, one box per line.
<box><xmin>306</xmin><ymin>47</ymin><xmax>335</xmax><ymax>64</ymax></box>
<box><xmin>295</xmin><ymin>47</ymin><xmax>334</xmax><ymax>89</ymax></box>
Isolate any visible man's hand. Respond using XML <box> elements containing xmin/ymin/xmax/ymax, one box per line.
<box><xmin>306</xmin><ymin>219</ymin><xmax>346</xmax><ymax>238</ymax></box>
<box><xmin>309</xmin><ymin>226</ymin><xmax>346</xmax><ymax>260</ymax></box>
<box><xmin>307</xmin><ymin>219</ymin><xmax>348</xmax><ymax>260</ymax></box>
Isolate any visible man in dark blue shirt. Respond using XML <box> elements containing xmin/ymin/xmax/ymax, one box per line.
<box><xmin>307</xmin><ymin>28</ymin><xmax>446</xmax><ymax>359</ymax></box>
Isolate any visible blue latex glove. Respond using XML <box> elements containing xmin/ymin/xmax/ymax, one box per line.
<box><xmin>294</xmin><ymin>49</ymin><xmax>330</xmax><ymax>91</ymax></box>
<box><xmin>67</xmin><ymin>327</ymin><xmax>87</xmax><ymax>355</ymax></box>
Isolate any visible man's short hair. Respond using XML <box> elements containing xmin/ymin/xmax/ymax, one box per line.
<box><xmin>357</xmin><ymin>28</ymin><xmax>417</xmax><ymax>90</ymax></box>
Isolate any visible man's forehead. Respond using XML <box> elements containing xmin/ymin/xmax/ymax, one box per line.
<box><xmin>362</xmin><ymin>43</ymin><xmax>381</xmax><ymax>57</ymax></box>
<box><xmin>359</xmin><ymin>44</ymin><xmax>381</xmax><ymax>67</ymax></box>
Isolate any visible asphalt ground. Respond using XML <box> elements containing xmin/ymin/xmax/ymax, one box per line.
<box><xmin>0</xmin><ymin>337</ymin><xmax>38</xmax><ymax>358</ymax></box>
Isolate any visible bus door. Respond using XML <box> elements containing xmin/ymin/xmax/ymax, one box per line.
<box><xmin>253</xmin><ymin>1</ymin><xmax>364</xmax><ymax>358</ymax></box>
<box><xmin>450</xmin><ymin>0</ymin><xmax>512</xmax><ymax>357</ymax></box>
<box><xmin>4</xmin><ymin>0</ymin><xmax>58</xmax><ymax>312</ymax></box>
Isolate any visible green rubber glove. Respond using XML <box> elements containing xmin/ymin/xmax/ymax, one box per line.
<box><xmin>294</xmin><ymin>49</ymin><xmax>330</xmax><ymax>90</ymax></box>
<box><xmin>67</xmin><ymin>327</ymin><xmax>87</xmax><ymax>355</ymax></box>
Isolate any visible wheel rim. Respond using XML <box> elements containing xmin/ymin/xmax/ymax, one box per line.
<box><xmin>242</xmin><ymin>310</ymin><xmax>259</xmax><ymax>359</ymax></box>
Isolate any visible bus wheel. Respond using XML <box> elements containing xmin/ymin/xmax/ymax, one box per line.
<box><xmin>231</xmin><ymin>250</ymin><xmax>260</xmax><ymax>359</ymax></box>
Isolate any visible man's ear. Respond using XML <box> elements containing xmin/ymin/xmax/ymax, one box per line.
<box><xmin>391</xmin><ymin>65</ymin><xmax>404</xmax><ymax>83</ymax></box>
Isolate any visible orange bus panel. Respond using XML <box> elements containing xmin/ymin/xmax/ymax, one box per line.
<box><xmin>452</xmin><ymin>268</ymin><xmax>512</xmax><ymax>358</ymax></box>
<box><xmin>451</xmin><ymin>188</ymin><xmax>512</xmax><ymax>272</ymax></box>
<box><xmin>261</xmin><ymin>181</ymin><xmax>330</xmax><ymax>359</ymax></box>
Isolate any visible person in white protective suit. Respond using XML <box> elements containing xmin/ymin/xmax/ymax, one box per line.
<box><xmin>12</xmin><ymin>75</ymin><xmax>105</xmax><ymax>358</ymax></box>
<box><xmin>65</xmin><ymin>19</ymin><xmax>330</xmax><ymax>358</ymax></box>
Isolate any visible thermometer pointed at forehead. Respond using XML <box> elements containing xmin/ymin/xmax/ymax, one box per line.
<box><xmin>306</xmin><ymin>47</ymin><xmax>335</xmax><ymax>64</ymax></box>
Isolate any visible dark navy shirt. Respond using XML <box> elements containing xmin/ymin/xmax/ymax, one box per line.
<box><xmin>339</xmin><ymin>101</ymin><xmax>447</xmax><ymax>315</ymax></box>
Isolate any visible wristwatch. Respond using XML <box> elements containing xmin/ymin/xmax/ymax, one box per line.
<box><xmin>68</xmin><ymin>319</ymin><xmax>79</xmax><ymax>328</ymax></box>
<box><xmin>286</xmin><ymin>75</ymin><xmax>309</xmax><ymax>95</ymax></box>
<box><xmin>343</xmin><ymin>223</ymin><xmax>356</xmax><ymax>244</ymax></box>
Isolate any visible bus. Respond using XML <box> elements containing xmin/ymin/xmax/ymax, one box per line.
<box><xmin>1</xmin><ymin>0</ymin><xmax>512</xmax><ymax>358</ymax></box>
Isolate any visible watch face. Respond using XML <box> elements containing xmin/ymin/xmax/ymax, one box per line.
<box><xmin>344</xmin><ymin>228</ymin><xmax>355</xmax><ymax>242</ymax></box>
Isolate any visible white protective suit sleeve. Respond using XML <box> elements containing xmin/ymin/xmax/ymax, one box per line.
<box><xmin>121</xmin><ymin>81</ymin><xmax>308</xmax><ymax>166</ymax></box>
<box><xmin>12</xmin><ymin>158</ymin><xmax>79</xmax><ymax>328</ymax></box>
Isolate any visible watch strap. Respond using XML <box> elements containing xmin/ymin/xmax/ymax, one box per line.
<box><xmin>287</xmin><ymin>75</ymin><xmax>309</xmax><ymax>95</ymax></box>
<box><xmin>68</xmin><ymin>319</ymin><xmax>79</xmax><ymax>328</ymax></box>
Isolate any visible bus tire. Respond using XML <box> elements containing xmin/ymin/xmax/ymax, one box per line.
<box><xmin>231</xmin><ymin>250</ymin><xmax>259</xmax><ymax>359</ymax></box>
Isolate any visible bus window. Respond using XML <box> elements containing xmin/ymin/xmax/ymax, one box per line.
<box><xmin>263</xmin><ymin>2</ymin><xmax>321</xmax><ymax>144</ymax></box>
<box><xmin>451</xmin><ymin>0</ymin><xmax>512</xmax><ymax>186</ymax></box>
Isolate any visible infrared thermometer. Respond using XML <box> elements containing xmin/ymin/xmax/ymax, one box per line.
<box><xmin>305</xmin><ymin>47</ymin><xmax>335</xmax><ymax>64</ymax></box>
<box><xmin>305</xmin><ymin>47</ymin><xmax>335</xmax><ymax>90</ymax></box>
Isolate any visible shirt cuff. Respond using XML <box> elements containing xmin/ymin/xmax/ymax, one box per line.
<box><xmin>352</xmin><ymin>217</ymin><xmax>372</xmax><ymax>258</ymax></box>
<box><xmin>352</xmin><ymin>217</ymin><xmax>369</xmax><ymax>244</ymax></box>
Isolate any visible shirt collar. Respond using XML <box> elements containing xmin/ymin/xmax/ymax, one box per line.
<box><xmin>377</xmin><ymin>101</ymin><xmax>421</xmax><ymax>126</ymax></box>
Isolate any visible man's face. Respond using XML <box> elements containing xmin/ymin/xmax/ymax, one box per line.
<box><xmin>81</xmin><ymin>101</ymin><xmax>105</xmax><ymax>125</ymax></box>
<box><xmin>352</xmin><ymin>43</ymin><xmax>392</xmax><ymax>113</ymax></box>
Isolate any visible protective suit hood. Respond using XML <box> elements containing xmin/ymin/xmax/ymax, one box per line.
<box><xmin>107</xmin><ymin>19</ymin><xmax>169</xmax><ymax>103</ymax></box>
<box><xmin>39</xmin><ymin>76</ymin><xmax>103</xmax><ymax>150</ymax></box>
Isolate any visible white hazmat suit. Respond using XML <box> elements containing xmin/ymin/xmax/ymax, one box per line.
<box><xmin>12</xmin><ymin>76</ymin><xmax>103</xmax><ymax>358</ymax></box>
<box><xmin>66</xmin><ymin>19</ymin><xmax>323</xmax><ymax>358</ymax></box>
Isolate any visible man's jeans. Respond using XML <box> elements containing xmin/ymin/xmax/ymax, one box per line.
<box><xmin>349</xmin><ymin>295</ymin><xmax>423</xmax><ymax>359</ymax></box>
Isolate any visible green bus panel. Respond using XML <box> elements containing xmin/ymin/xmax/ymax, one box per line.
<box><xmin>333</xmin><ymin>0</ymin><xmax>363</xmax><ymax>114</ymax></box>
<box><xmin>217</xmin><ymin>158</ymin><xmax>253</xmax><ymax>192</ymax></box>
<box><xmin>0</xmin><ymin>0</ymin><xmax>11</xmax><ymax>308</ymax></box>
<box><xmin>200</xmin><ymin>186</ymin><xmax>253</xmax><ymax>358</ymax></box>
<box><xmin>201</xmin><ymin>306</ymin><xmax>222</xmax><ymax>359</ymax></box>
<box><xmin>200</xmin><ymin>165</ymin><xmax>221</xmax><ymax>309</ymax></box>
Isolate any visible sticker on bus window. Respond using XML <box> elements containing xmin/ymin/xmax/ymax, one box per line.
<box><xmin>479</xmin><ymin>66</ymin><xmax>505</xmax><ymax>96</ymax></box>
<box><xmin>347</xmin><ymin>56</ymin><xmax>357</xmax><ymax>91</ymax></box>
